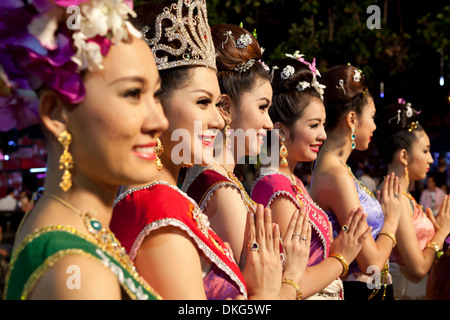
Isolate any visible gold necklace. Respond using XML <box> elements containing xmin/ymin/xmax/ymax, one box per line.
<box><xmin>43</xmin><ymin>192</ymin><xmax>135</xmax><ymax>272</ymax></box>
<box><xmin>289</xmin><ymin>173</ymin><xmax>305</xmax><ymax>206</ymax></box>
<box><xmin>44</xmin><ymin>192</ymin><xmax>103</xmax><ymax>234</ymax></box>
<box><xmin>39</xmin><ymin>192</ymin><xmax>162</xmax><ymax>299</ymax></box>
<box><xmin>322</xmin><ymin>148</ymin><xmax>376</xmax><ymax>199</ymax></box>
<box><xmin>401</xmin><ymin>190</ymin><xmax>424</xmax><ymax>211</ymax></box>
<box><xmin>216</xmin><ymin>162</ymin><xmax>257</xmax><ymax>213</ymax></box>
<box><xmin>401</xmin><ymin>190</ymin><xmax>413</xmax><ymax>201</ymax></box>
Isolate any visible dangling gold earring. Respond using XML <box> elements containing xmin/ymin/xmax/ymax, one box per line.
<box><xmin>405</xmin><ymin>166</ymin><xmax>410</xmax><ymax>186</ymax></box>
<box><xmin>58</xmin><ymin>130</ymin><xmax>73</xmax><ymax>192</ymax></box>
<box><xmin>351</xmin><ymin>127</ymin><xmax>356</xmax><ymax>150</ymax></box>
<box><xmin>280</xmin><ymin>136</ymin><xmax>288</xmax><ymax>167</ymax></box>
<box><xmin>155</xmin><ymin>138</ymin><xmax>164</xmax><ymax>171</ymax></box>
<box><xmin>224</xmin><ymin>118</ymin><xmax>232</xmax><ymax>149</ymax></box>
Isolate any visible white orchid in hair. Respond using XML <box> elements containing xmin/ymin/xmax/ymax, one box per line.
<box><xmin>71</xmin><ymin>0</ymin><xmax>141</xmax><ymax>72</ymax></box>
<box><xmin>285</xmin><ymin>50</ymin><xmax>304</xmax><ymax>60</ymax></box>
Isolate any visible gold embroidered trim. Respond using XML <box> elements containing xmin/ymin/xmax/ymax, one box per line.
<box><xmin>5</xmin><ymin>225</ymin><xmax>161</xmax><ymax>300</ymax></box>
<box><xmin>21</xmin><ymin>249</ymin><xmax>97</xmax><ymax>300</ymax></box>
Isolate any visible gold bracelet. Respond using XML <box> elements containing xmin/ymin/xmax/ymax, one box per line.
<box><xmin>425</xmin><ymin>241</ymin><xmax>442</xmax><ymax>258</ymax></box>
<box><xmin>329</xmin><ymin>253</ymin><xmax>349</xmax><ymax>277</ymax></box>
<box><xmin>282</xmin><ymin>279</ymin><xmax>302</xmax><ymax>300</ymax></box>
<box><xmin>378</xmin><ymin>230</ymin><xmax>397</xmax><ymax>248</ymax></box>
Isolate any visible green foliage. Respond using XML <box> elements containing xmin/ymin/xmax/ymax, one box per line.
<box><xmin>205</xmin><ymin>0</ymin><xmax>448</xmax><ymax>84</ymax></box>
<box><xmin>417</xmin><ymin>5</ymin><xmax>450</xmax><ymax>72</ymax></box>
<box><xmin>133</xmin><ymin>0</ymin><xmax>448</xmax><ymax>103</ymax></box>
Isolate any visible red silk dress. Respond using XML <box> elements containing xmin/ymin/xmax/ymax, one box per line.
<box><xmin>111</xmin><ymin>181</ymin><xmax>247</xmax><ymax>300</ymax></box>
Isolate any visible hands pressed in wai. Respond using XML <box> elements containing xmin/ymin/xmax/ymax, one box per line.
<box><xmin>377</xmin><ymin>172</ymin><xmax>401</xmax><ymax>227</ymax></box>
<box><xmin>330</xmin><ymin>207</ymin><xmax>372</xmax><ymax>266</ymax></box>
<box><xmin>280</xmin><ymin>206</ymin><xmax>311</xmax><ymax>287</ymax></box>
<box><xmin>427</xmin><ymin>194</ymin><xmax>450</xmax><ymax>243</ymax></box>
<box><xmin>240</xmin><ymin>204</ymin><xmax>310</xmax><ymax>300</ymax></box>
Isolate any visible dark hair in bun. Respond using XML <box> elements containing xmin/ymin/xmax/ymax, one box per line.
<box><xmin>211</xmin><ymin>24</ymin><xmax>270</xmax><ymax>105</ymax></box>
<box><xmin>374</xmin><ymin>101</ymin><xmax>424</xmax><ymax>164</ymax></box>
<box><xmin>269</xmin><ymin>58</ymin><xmax>322</xmax><ymax>130</ymax></box>
<box><xmin>321</xmin><ymin>65</ymin><xmax>372</xmax><ymax>130</ymax></box>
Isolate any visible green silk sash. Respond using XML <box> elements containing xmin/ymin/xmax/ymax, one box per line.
<box><xmin>4</xmin><ymin>225</ymin><xmax>160</xmax><ymax>300</ymax></box>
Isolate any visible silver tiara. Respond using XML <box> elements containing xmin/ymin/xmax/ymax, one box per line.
<box><xmin>142</xmin><ymin>0</ymin><xmax>216</xmax><ymax>71</ymax></box>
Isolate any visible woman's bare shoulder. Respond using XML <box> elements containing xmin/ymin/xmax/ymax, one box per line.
<box><xmin>29</xmin><ymin>253</ymin><xmax>122</xmax><ymax>299</ymax></box>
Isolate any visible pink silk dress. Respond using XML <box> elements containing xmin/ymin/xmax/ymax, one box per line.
<box><xmin>251</xmin><ymin>171</ymin><xmax>343</xmax><ymax>300</ymax></box>
<box><xmin>390</xmin><ymin>198</ymin><xmax>435</xmax><ymax>300</ymax></box>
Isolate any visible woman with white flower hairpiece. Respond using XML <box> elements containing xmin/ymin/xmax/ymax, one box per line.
<box><xmin>309</xmin><ymin>64</ymin><xmax>402</xmax><ymax>300</ymax></box>
<box><xmin>181</xmin><ymin>23</ymin><xmax>275</xmax><ymax>264</ymax></box>
<box><xmin>250</xmin><ymin>56</ymin><xmax>373</xmax><ymax>299</ymax></box>
<box><xmin>2</xmin><ymin>0</ymin><xmax>168</xmax><ymax>300</ymax></box>
<box><xmin>181</xmin><ymin>24</ymin><xmax>312</xmax><ymax>300</ymax></box>
<box><xmin>374</xmin><ymin>100</ymin><xmax>450</xmax><ymax>300</ymax></box>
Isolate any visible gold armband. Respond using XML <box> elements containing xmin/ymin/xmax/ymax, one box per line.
<box><xmin>378</xmin><ymin>230</ymin><xmax>397</xmax><ymax>248</ymax></box>
<box><xmin>329</xmin><ymin>253</ymin><xmax>349</xmax><ymax>277</ymax></box>
<box><xmin>282</xmin><ymin>279</ymin><xmax>302</xmax><ymax>300</ymax></box>
<box><xmin>425</xmin><ymin>241</ymin><xmax>443</xmax><ymax>258</ymax></box>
